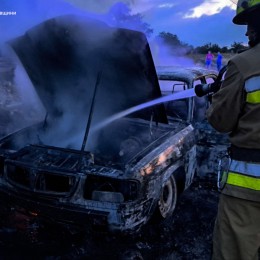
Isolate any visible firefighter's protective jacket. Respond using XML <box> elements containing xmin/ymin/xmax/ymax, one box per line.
<box><xmin>207</xmin><ymin>43</ymin><xmax>260</xmax><ymax>202</ymax></box>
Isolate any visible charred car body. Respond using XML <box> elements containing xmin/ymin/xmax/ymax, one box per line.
<box><xmin>0</xmin><ymin>15</ymin><xmax>221</xmax><ymax>234</ymax></box>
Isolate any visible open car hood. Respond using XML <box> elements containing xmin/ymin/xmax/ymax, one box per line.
<box><xmin>9</xmin><ymin>15</ymin><xmax>167</xmax><ymax>129</ymax></box>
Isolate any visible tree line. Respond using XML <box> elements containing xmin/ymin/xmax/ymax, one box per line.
<box><xmin>157</xmin><ymin>32</ymin><xmax>246</xmax><ymax>55</ymax></box>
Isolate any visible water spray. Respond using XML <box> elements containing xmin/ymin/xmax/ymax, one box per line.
<box><xmin>92</xmin><ymin>88</ymin><xmax>196</xmax><ymax>131</ymax></box>
<box><xmin>92</xmin><ymin>65</ymin><xmax>228</xmax><ymax>132</ymax></box>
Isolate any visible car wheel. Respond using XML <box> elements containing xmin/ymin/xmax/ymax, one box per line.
<box><xmin>158</xmin><ymin>174</ymin><xmax>178</xmax><ymax>219</ymax></box>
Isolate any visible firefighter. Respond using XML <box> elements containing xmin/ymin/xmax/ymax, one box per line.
<box><xmin>206</xmin><ymin>0</ymin><xmax>260</xmax><ymax>259</ymax></box>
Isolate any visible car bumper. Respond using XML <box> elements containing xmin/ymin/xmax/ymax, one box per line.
<box><xmin>0</xmin><ymin>186</ymin><xmax>154</xmax><ymax>234</ymax></box>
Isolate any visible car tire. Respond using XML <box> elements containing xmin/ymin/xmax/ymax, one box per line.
<box><xmin>145</xmin><ymin>173</ymin><xmax>178</xmax><ymax>237</ymax></box>
<box><xmin>157</xmin><ymin>174</ymin><xmax>178</xmax><ymax>220</ymax></box>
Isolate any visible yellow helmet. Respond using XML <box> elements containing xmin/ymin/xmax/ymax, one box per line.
<box><xmin>233</xmin><ymin>0</ymin><xmax>260</xmax><ymax>24</ymax></box>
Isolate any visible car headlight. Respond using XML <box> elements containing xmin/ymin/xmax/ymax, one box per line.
<box><xmin>84</xmin><ymin>176</ymin><xmax>140</xmax><ymax>203</ymax></box>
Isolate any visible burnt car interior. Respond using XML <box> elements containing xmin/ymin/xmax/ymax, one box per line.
<box><xmin>157</xmin><ymin>77</ymin><xmax>189</xmax><ymax>121</ymax></box>
<box><xmin>157</xmin><ymin>67</ymin><xmax>218</xmax><ymax>123</ymax></box>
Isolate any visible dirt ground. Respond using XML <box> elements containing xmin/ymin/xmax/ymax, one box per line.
<box><xmin>0</xmin><ymin>175</ymin><xmax>219</xmax><ymax>259</ymax></box>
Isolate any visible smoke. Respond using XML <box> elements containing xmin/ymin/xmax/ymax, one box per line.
<box><xmin>0</xmin><ymin>0</ymin><xmax>89</xmax><ymax>134</ymax></box>
<box><xmin>149</xmin><ymin>38</ymin><xmax>195</xmax><ymax>67</ymax></box>
<box><xmin>4</xmin><ymin>11</ymin><xmax>164</xmax><ymax>154</ymax></box>
<box><xmin>0</xmin><ymin>45</ymin><xmax>46</xmax><ymax>136</ymax></box>
<box><xmin>0</xmin><ymin>0</ymin><xmax>175</xmax><ymax>154</ymax></box>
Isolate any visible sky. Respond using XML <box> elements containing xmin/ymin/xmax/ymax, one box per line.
<box><xmin>0</xmin><ymin>0</ymin><xmax>246</xmax><ymax>48</ymax></box>
<box><xmin>62</xmin><ymin>0</ymin><xmax>246</xmax><ymax>47</ymax></box>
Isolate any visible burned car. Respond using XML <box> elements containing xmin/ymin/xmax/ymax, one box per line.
<box><xmin>0</xmin><ymin>15</ymin><xmax>217</xmax><ymax>234</ymax></box>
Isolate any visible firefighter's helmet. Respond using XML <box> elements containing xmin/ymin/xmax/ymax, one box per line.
<box><xmin>233</xmin><ymin>0</ymin><xmax>260</xmax><ymax>24</ymax></box>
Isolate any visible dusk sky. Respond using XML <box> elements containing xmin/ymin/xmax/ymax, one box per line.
<box><xmin>63</xmin><ymin>0</ymin><xmax>246</xmax><ymax>47</ymax></box>
<box><xmin>0</xmin><ymin>0</ymin><xmax>246</xmax><ymax>48</ymax></box>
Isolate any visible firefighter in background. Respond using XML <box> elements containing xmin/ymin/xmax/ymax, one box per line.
<box><xmin>206</xmin><ymin>0</ymin><xmax>260</xmax><ymax>259</ymax></box>
<box><xmin>205</xmin><ymin>50</ymin><xmax>214</xmax><ymax>69</ymax></box>
<box><xmin>216</xmin><ymin>52</ymin><xmax>223</xmax><ymax>72</ymax></box>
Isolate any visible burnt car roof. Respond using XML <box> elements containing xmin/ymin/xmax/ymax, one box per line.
<box><xmin>156</xmin><ymin>66</ymin><xmax>217</xmax><ymax>86</ymax></box>
<box><xmin>9</xmin><ymin>14</ymin><xmax>168</xmax><ymax>127</ymax></box>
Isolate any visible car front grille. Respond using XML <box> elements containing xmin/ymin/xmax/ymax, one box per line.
<box><xmin>5</xmin><ymin>164</ymin><xmax>77</xmax><ymax>196</ymax></box>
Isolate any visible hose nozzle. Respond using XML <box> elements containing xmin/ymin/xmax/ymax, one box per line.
<box><xmin>194</xmin><ymin>65</ymin><xmax>227</xmax><ymax>97</ymax></box>
<box><xmin>194</xmin><ymin>82</ymin><xmax>221</xmax><ymax>97</ymax></box>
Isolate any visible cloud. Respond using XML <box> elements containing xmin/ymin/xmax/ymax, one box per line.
<box><xmin>158</xmin><ymin>4</ymin><xmax>176</xmax><ymax>9</ymax></box>
<box><xmin>63</xmin><ymin>0</ymin><xmax>133</xmax><ymax>13</ymax></box>
<box><xmin>184</xmin><ymin>0</ymin><xmax>235</xmax><ymax>18</ymax></box>
<box><xmin>130</xmin><ymin>0</ymin><xmax>201</xmax><ymax>14</ymax></box>
<box><xmin>63</xmin><ymin>0</ymin><xmax>196</xmax><ymax>15</ymax></box>
<box><xmin>141</xmin><ymin>1</ymin><xmax>245</xmax><ymax>47</ymax></box>
<box><xmin>180</xmin><ymin>7</ymin><xmax>246</xmax><ymax>47</ymax></box>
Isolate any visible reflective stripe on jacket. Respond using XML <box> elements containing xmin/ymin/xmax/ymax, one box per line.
<box><xmin>227</xmin><ymin>159</ymin><xmax>260</xmax><ymax>191</ymax></box>
<box><xmin>245</xmin><ymin>76</ymin><xmax>260</xmax><ymax>104</ymax></box>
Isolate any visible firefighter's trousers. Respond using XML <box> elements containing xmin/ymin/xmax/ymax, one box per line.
<box><xmin>212</xmin><ymin>194</ymin><xmax>260</xmax><ymax>260</ymax></box>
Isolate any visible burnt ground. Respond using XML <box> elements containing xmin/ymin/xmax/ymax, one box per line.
<box><xmin>0</xmin><ymin>176</ymin><xmax>219</xmax><ymax>260</ymax></box>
